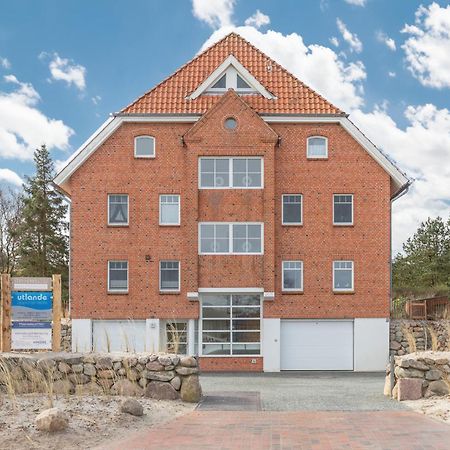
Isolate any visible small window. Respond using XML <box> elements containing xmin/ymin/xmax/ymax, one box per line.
<box><xmin>282</xmin><ymin>195</ymin><xmax>302</xmax><ymax>225</ymax></box>
<box><xmin>160</xmin><ymin>260</ymin><xmax>180</xmax><ymax>292</ymax></box>
<box><xmin>282</xmin><ymin>261</ymin><xmax>303</xmax><ymax>292</ymax></box>
<box><xmin>210</xmin><ymin>74</ymin><xmax>226</xmax><ymax>90</ymax></box>
<box><xmin>108</xmin><ymin>261</ymin><xmax>128</xmax><ymax>293</ymax></box>
<box><xmin>333</xmin><ymin>261</ymin><xmax>354</xmax><ymax>292</ymax></box>
<box><xmin>159</xmin><ymin>195</ymin><xmax>180</xmax><ymax>225</ymax></box>
<box><xmin>134</xmin><ymin>136</ymin><xmax>155</xmax><ymax>158</ymax></box>
<box><xmin>333</xmin><ymin>194</ymin><xmax>353</xmax><ymax>225</ymax></box>
<box><xmin>108</xmin><ymin>194</ymin><xmax>128</xmax><ymax>226</ymax></box>
<box><xmin>236</xmin><ymin>74</ymin><xmax>252</xmax><ymax>90</ymax></box>
<box><xmin>166</xmin><ymin>321</ymin><xmax>187</xmax><ymax>354</ymax></box>
<box><xmin>224</xmin><ymin>117</ymin><xmax>237</xmax><ymax>130</ymax></box>
<box><xmin>307</xmin><ymin>136</ymin><xmax>328</xmax><ymax>158</ymax></box>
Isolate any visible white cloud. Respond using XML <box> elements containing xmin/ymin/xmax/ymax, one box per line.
<box><xmin>329</xmin><ymin>37</ymin><xmax>339</xmax><ymax>47</ymax></box>
<box><xmin>192</xmin><ymin>0</ymin><xmax>235</xmax><ymax>28</ymax></box>
<box><xmin>336</xmin><ymin>18</ymin><xmax>363</xmax><ymax>53</ymax></box>
<box><xmin>0</xmin><ymin>57</ymin><xmax>11</xmax><ymax>69</ymax></box>
<box><xmin>92</xmin><ymin>95</ymin><xmax>101</xmax><ymax>105</ymax></box>
<box><xmin>388</xmin><ymin>71</ymin><xmax>396</xmax><ymax>78</ymax></box>
<box><xmin>376</xmin><ymin>31</ymin><xmax>396</xmax><ymax>51</ymax></box>
<box><xmin>402</xmin><ymin>2</ymin><xmax>450</xmax><ymax>88</ymax></box>
<box><xmin>200</xmin><ymin>27</ymin><xmax>366</xmax><ymax>111</ymax></box>
<box><xmin>40</xmin><ymin>52</ymin><xmax>87</xmax><ymax>91</ymax></box>
<box><xmin>0</xmin><ymin>168</ymin><xmax>22</xmax><ymax>186</ymax></box>
<box><xmin>0</xmin><ymin>74</ymin><xmax>74</xmax><ymax>161</ymax></box>
<box><xmin>244</xmin><ymin>10</ymin><xmax>270</xmax><ymax>29</ymax></box>
<box><xmin>344</xmin><ymin>0</ymin><xmax>366</xmax><ymax>6</ymax></box>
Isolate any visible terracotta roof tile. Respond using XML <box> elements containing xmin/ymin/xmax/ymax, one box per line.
<box><xmin>120</xmin><ymin>33</ymin><xmax>344</xmax><ymax>116</ymax></box>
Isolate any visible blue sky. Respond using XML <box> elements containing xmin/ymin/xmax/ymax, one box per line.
<box><xmin>0</xmin><ymin>0</ymin><xmax>449</xmax><ymax>252</ymax></box>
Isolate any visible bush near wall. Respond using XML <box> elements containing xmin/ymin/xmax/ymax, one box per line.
<box><xmin>0</xmin><ymin>353</ymin><xmax>202</xmax><ymax>402</ymax></box>
<box><xmin>390</xmin><ymin>320</ymin><xmax>450</xmax><ymax>355</ymax></box>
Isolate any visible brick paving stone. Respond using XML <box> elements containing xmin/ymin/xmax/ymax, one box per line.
<box><xmin>102</xmin><ymin>410</ymin><xmax>450</xmax><ymax>450</ymax></box>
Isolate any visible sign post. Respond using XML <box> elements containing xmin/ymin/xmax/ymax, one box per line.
<box><xmin>52</xmin><ymin>274</ymin><xmax>62</xmax><ymax>352</ymax></box>
<box><xmin>1</xmin><ymin>274</ymin><xmax>11</xmax><ymax>352</ymax></box>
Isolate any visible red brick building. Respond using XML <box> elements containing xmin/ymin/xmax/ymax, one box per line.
<box><xmin>55</xmin><ymin>33</ymin><xmax>409</xmax><ymax>371</ymax></box>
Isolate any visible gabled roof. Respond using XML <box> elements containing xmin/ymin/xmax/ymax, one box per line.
<box><xmin>119</xmin><ymin>32</ymin><xmax>344</xmax><ymax>116</ymax></box>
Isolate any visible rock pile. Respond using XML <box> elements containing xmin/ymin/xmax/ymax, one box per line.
<box><xmin>0</xmin><ymin>352</ymin><xmax>202</xmax><ymax>402</ymax></box>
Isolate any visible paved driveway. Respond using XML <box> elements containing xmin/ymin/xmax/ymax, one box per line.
<box><xmin>200</xmin><ymin>371</ymin><xmax>405</xmax><ymax>411</ymax></box>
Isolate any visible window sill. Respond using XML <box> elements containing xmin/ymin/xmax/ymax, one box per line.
<box><xmin>159</xmin><ymin>224</ymin><xmax>181</xmax><ymax>227</ymax></box>
<box><xmin>307</xmin><ymin>157</ymin><xmax>328</xmax><ymax>160</ymax></box>
<box><xmin>107</xmin><ymin>224</ymin><xmax>129</xmax><ymax>228</ymax></box>
<box><xmin>134</xmin><ymin>155</ymin><xmax>155</xmax><ymax>159</ymax></box>
<box><xmin>282</xmin><ymin>223</ymin><xmax>303</xmax><ymax>227</ymax></box>
<box><xmin>107</xmin><ymin>291</ymin><xmax>129</xmax><ymax>295</ymax></box>
<box><xmin>281</xmin><ymin>291</ymin><xmax>304</xmax><ymax>295</ymax></box>
<box><xmin>333</xmin><ymin>290</ymin><xmax>355</xmax><ymax>295</ymax></box>
<box><xmin>159</xmin><ymin>291</ymin><xmax>181</xmax><ymax>295</ymax></box>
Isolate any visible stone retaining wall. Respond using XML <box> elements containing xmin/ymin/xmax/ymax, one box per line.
<box><xmin>386</xmin><ymin>351</ymin><xmax>450</xmax><ymax>400</ymax></box>
<box><xmin>389</xmin><ymin>320</ymin><xmax>450</xmax><ymax>356</ymax></box>
<box><xmin>0</xmin><ymin>352</ymin><xmax>201</xmax><ymax>402</ymax></box>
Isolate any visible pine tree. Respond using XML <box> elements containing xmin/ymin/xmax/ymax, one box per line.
<box><xmin>18</xmin><ymin>145</ymin><xmax>69</xmax><ymax>298</ymax></box>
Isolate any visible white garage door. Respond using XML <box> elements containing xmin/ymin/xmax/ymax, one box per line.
<box><xmin>93</xmin><ymin>320</ymin><xmax>146</xmax><ymax>352</ymax></box>
<box><xmin>280</xmin><ymin>320</ymin><xmax>353</xmax><ymax>370</ymax></box>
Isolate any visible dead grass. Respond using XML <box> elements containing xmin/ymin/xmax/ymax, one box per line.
<box><xmin>402</xmin><ymin>325</ymin><xmax>417</xmax><ymax>353</ymax></box>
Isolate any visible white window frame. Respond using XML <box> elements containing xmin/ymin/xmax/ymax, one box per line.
<box><xmin>159</xmin><ymin>194</ymin><xmax>180</xmax><ymax>226</ymax></box>
<box><xmin>206</xmin><ymin>66</ymin><xmax>257</xmax><ymax>95</ymax></box>
<box><xmin>159</xmin><ymin>260</ymin><xmax>181</xmax><ymax>292</ymax></box>
<box><xmin>281</xmin><ymin>194</ymin><xmax>303</xmax><ymax>226</ymax></box>
<box><xmin>333</xmin><ymin>260</ymin><xmax>354</xmax><ymax>293</ymax></box>
<box><xmin>198</xmin><ymin>157</ymin><xmax>264</xmax><ymax>189</ymax></box>
<box><xmin>107</xmin><ymin>260</ymin><xmax>129</xmax><ymax>293</ymax></box>
<box><xmin>134</xmin><ymin>135</ymin><xmax>155</xmax><ymax>159</ymax></box>
<box><xmin>107</xmin><ymin>194</ymin><xmax>129</xmax><ymax>226</ymax></box>
<box><xmin>199</xmin><ymin>293</ymin><xmax>262</xmax><ymax>357</ymax></box>
<box><xmin>282</xmin><ymin>260</ymin><xmax>304</xmax><ymax>292</ymax></box>
<box><xmin>307</xmin><ymin>136</ymin><xmax>328</xmax><ymax>159</ymax></box>
<box><xmin>198</xmin><ymin>222</ymin><xmax>264</xmax><ymax>255</ymax></box>
<box><xmin>333</xmin><ymin>194</ymin><xmax>354</xmax><ymax>226</ymax></box>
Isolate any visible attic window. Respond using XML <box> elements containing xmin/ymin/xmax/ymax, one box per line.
<box><xmin>237</xmin><ymin>74</ymin><xmax>251</xmax><ymax>90</ymax></box>
<box><xmin>206</xmin><ymin>66</ymin><xmax>257</xmax><ymax>94</ymax></box>
<box><xmin>211</xmin><ymin>74</ymin><xmax>226</xmax><ymax>89</ymax></box>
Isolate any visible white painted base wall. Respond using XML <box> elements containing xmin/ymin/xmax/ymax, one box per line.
<box><xmin>354</xmin><ymin>318</ymin><xmax>389</xmax><ymax>371</ymax></box>
<box><xmin>71</xmin><ymin>319</ymin><xmax>92</xmax><ymax>352</ymax></box>
<box><xmin>263</xmin><ymin>318</ymin><xmax>280</xmax><ymax>372</ymax></box>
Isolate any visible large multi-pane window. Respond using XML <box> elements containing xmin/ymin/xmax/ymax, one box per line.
<box><xmin>282</xmin><ymin>194</ymin><xmax>302</xmax><ymax>225</ymax></box>
<box><xmin>159</xmin><ymin>260</ymin><xmax>180</xmax><ymax>292</ymax></box>
<box><xmin>307</xmin><ymin>136</ymin><xmax>328</xmax><ymax>158</ymax></box>
<box><xmin>108</xmin><ymin>261</ymin><xmax>128</xmax><ymax>293</ymax></box>
<box><xmin>199</xmin><ymin>223</ymin><xmax>263</xmax><ymax>254</ymax></box>
<box><xmin>201</xmin><ymin>294</ymin><xmax>261</xmax><ymax>356</ymax></box>
<box><xmin>282</xmin><ymin>261</ymin><xmax>303</xmax><ymax>291</ymax></box>
<box><xmin>199</xmin><ymin>157</ymin><xmax>263</xmax><ymax>188</ymax></box>
<box><xmin>333</xmin><ymin>261</ymin><xmax>354</xmax><ymax>292</ymax></box>
<box><xmin>333</xmin><ymin>194</ymin><xmax>353</xmax><ymax>225</ymax></box>
<box><xmin>108</xmin><ymin>194</ymin><xmax>128</xmax><ymax>226</ymax></box>
<box><xmin>159</xmin><ymin>195</ymin><xmax>180</xmax><ymax>225</ymax></box>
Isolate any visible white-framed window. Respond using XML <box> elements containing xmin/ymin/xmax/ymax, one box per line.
<box><xmin>282</xmin><ymin>261</ymin><xmax>303</xmax><ymax>292</ymax></box>
<box><xmin>333</xmin><ymin>261</ymin><xmax>354</xmax><ymax>292</ymax></box>
<box><xmin>282</xmin><ymin>194</ymin><xmax>302</xmax><ymax>225</ymax></box>
<box><xmin>159</xmin><ymin>195</ymin><xmax>180</xmax><ymax>226</ymax></box>
<box><xmin>199</xmin><ymin>223</ymin><xmax>264</xmax><ymax>255</ymax></box>
<box><xmin>159</xmin><ymin>260</ymin><xmax>180</xmax><ymax>292</ymax></box>
<box><xmin>134</xmin><ymin>136</ymin><xmax>155</xmax><ymax>158</ymax></box>
<box><xmin>165</xmin><ymin>321</ymin><xmax>188</xmax><ymax>354</ymax></box>
<box><xmin>108</xmin><ymin>260</ymin><xmax>128</xmax><ymax>293</ymax></box>
<box><xmin>333</xmin><ymin>194</ymin><xmax>353</xmax><ymax>225</ymax></box>
<box><xmin>200</xmin><ymin>294</ymin><xmax>261</xmax><ymax>356</ymax></box>
<box><xmin>206</xmin><ymin>66</ymin><xmax>256</xmax><ymax>94</ymax></box>
<box><xmin>199</xmin><ymin>157</ymin><xmax>263</xmax><ymax>189</ymax></box>
<box><xmin>307</xmin><ymin>136</ymin><xmax>328</xmax><ymax>158</ymax></box>
<box><xmin>108</xmin><ymin>194</ymin><xmax>129</xmax><ymax>226</ymax></box>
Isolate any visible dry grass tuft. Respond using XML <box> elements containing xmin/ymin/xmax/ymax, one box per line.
<box><xmin>402</xmin><ymin>325</ymin><xmax>417</xmax><ymax>353</ymax></box>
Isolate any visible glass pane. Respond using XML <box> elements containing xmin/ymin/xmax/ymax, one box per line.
<box><xmin>202</xmin><ymin>344</ymin><xmax>230</xmax><ymax>355</ymax></box>
<box><xmin>237</xmin><ymin>74</ymin><xmax>251</xmax><ymax>89</ymax></box>
<box><xmin>202</xmin><ymin>320</ymin><xmax>230</xmax><ymax>331</ymax></box>
<box><xmin>202</xmin><ymin>331</ymin><xmax>230</xmax><ymax>343</ymax></box>
<box><xmin>246</xmin><ymin>173</ymin><xmax>261</xmax><ymax>187</ymax></box>
<box><xmin>200</xmin><ymin>159</ymin><xmax>214</xmax><ymax>172</ymax></box>
<box><xmin>232</xmin><ymin>319</ymin><xmax>260</xmax><ymax>330</ymax></box>
<box><xmin>284</xmin><ymin>269</ymin><xmax>301</xmax><ymax>290</ymax></box>
<box><xmin>200</xmin><ymin>224</ymin><xmax>214</xmax><ymax>238</ymax></box>
<box><xmin>308</xmin><ymin>137</ymin><xmax>326</xmax><ymax>157</ymax></box>
<box><xmin>283</xmin><ymin>202</ymin><xmax>301</xmax><ymax>224</ymax></box>
<box><xmin>202</xmin><ymin>295</ymin><xmax>230</xmax><ymax>306</ymax></box>
<box><xmin>161</xmin><ymin>265</ymin><xmax>179</xmax><ymax>290</ymax></box>
<box><xmin>109</xmin><ymin>195</ymin><xmax>128</xmax><ymax>224</ymax></box>
<box><xmin>211</xmin><ymin>74</ymin><xmax>226</xmax><ymax>89</ymax></box>
<box><xmin>216</xmin><ymin>224</ymin><xmax>230</xmax><ymax>239</ymax></box>
<box><xmin>232</xmin><ymin>307</ymin><xmax>260</xmax><ymax>318</ymax></box>
<box><xmin>247</xmin><ymin>159</ymin><xmax>261</xmax><ymax>173</ymax></box>
<box><xmin>202</xmin><ymin>307</ymin><xmax>231</xmax><ymax>318</ymax></box>
<box><xmin>109</xmin><ymin>263</ymin><xmax>127</xmax><ymax>290</ymax></box>
<box><xmin>214</xmin><ymin>173</ymin><xmax>229</xmax><ymax>187</ymax></box>
<box><xmin>215</xmin><ymin>159</ymin><xmax>229</xmax><ymax>173</ymax></box>
<box><xmin>232</xmin><ymin>295</ymin><xmax>260</xmax><ymax>306</ymax></box>
<box><xmin>200</xmin><ymin>173</ymin><xmax>214</xmax><ymax>187</ymax></box>
<box><xmin>135</xmin><ymin>137</ymin><xmax>154</xmax><ymax>156</ymax></box>
<box><xmin>334</xmin><ymin>270</ymin><xmax>352</xmax><ymax>289</ymax></box>
<box><xmin>233</xmin><ymin>332</ymin><xmax>260</xmax><ymax>343</ymax></box>
<box><xmin>232</xmin><ymin>344</ymin><xmax>260</xmax><ymax>355</ymax></box>
<box><xmin>232</xmin><ymin>159</ymin><xmax>246</xmax><ymax>173</ymax></box>
<box><xmin>161</xmin><ymin>203</ymin><xmax>179</xmax><ymax>224</ymax></box>
<box><xmin>233</xmin><ymin>224</ymin><xmax>246</xmax><ymax>239</ymax></box>
<box><xmin>334</xmin><ymin>202</ymin><xmax>352</xmax><ymax>223</ymax></box>
<box><xmin>248</xmin><ymin>225</ymin><xmax>261</xmax><ymax>239</ymax></box>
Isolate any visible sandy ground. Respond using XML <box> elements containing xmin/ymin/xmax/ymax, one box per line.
<box><xmin>0</xmin><ymin>394</ymin><xmax>195</xmax><ymax>450</ymax></box>
<box><xmin>404</xmin><ymin>396</ymin><xmax>450</xmax><ymax>424</ymax></box>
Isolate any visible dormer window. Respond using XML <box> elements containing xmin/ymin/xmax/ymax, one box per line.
<box><xmin>210</xmin><ymin>74</ymin><xmax>226</xmax><ymax>90</ymax></box>
<box><xmin>206</xmin><ymin>65</ymin><xmax>257</xmax><ymax>94</ymax></box>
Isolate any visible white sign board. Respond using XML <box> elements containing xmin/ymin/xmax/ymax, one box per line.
<box><xmin>11</xmin><ymin>322</ymin><xmax>52</xmax><ymax>350</ymax></box>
